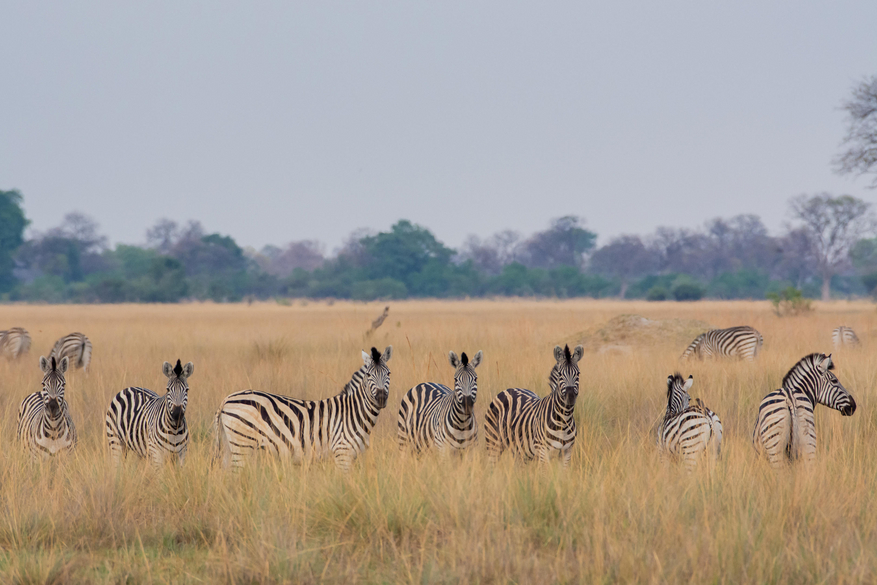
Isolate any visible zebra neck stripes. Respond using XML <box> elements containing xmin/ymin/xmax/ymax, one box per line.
<box><xmin>18</xmin><ymin>355</ymin><xmax>76</xmax><ymax>460</ymax></box>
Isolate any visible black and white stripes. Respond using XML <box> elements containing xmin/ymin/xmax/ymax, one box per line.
<box><xmin>105</xmin><ymin>359</ymin><xmax>194</xmax><ymax>467</ymax></box>
<box><xmin>682</xmin><ymin>326</ymin><xmax>763</xmax><ymax>361</ymax></box>
<box><xmin>397</xmin><ymin>350</ymin><xmax>483</xmax><ymax>455</ymax></box>
<box><xmin>832</xmin><ymin>326</ymin><xmax>860</xmax><ymax>348</ymax></box>
<box><xmin>752</xmin><ymin>353</ymin><xmax>855</xmax><ymax>467</ymax></box>
<box><xmin>1</xmin><ymin>327</ymin><xmax>31</xmax><ymax>359</ymax></box>
<box><xmin>656</xmin><ymin>374</ymin><xmax>722</xmax><ymax>472</ymax></box>
<box><xmin>483</xmin><ymin>344</ymin><xmax>584</xmax><ymax>466</ymax></box>
<box><xmin>213</xmin><ymin>346</ymin><xmax>392</xmax><ymax>471</ymax></box>
<box><xmin>17</xmin><ymin>356</ymin><xmax>77</xmax><ymax>460</ymax></box>
<box><xmin>49</xmin><ymin>332</ymin><xmax>93</xmax><ymax>372</ymax></box>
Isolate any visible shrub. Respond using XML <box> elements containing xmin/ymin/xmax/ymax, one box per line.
<box><xmin>646</xmin><ymin>286</ymin><xmax>668</xmax><ymax>301</ymax></box>
<box><xmin>766</xmin><ymin>286</ymin><xmax>813</xmax><ymax>316</ymax></box>
<box><xmin>672</xmin><ymin>282</ymin><xmax>704</xmax><ymax>301</ymax></box>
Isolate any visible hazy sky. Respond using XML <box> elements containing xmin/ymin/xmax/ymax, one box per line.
<box><xmin>2</xmin><ymin>2</ymin><xmax>876</xmax><ymax>252</ymax></box>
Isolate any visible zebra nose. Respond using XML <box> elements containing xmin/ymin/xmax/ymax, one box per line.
<box><xmin>47</xmin><ymin>398</ymin><xmax>60</xmax><ymax>414</ymax></box>
<box><xmin>463</xmin><ymin>395</ymin><xmax>475</xmax><ymax>412</ymax></box>
<box><xmin>170</xmin><ymin>405</ymin><xmax>184</xmax><ymax>421</ymax></box>
<box><xmin>842</xmin><ymin>398</ymin><xmax>856</xmax><ymax>416</ymax></box>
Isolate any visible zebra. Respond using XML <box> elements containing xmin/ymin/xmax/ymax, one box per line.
<box><xmin>397</xmin><ymin>350</ymin><xmax>483</xmax><ymax>456</ymax></box>
<box><xmin>49</xmin><ymin>332</ymin><xmax>92</xmax><ymax>372</ymax></box>
<box><xmin>0</xmin><ymin>327</ymin><xmax>31</xmax><ymax>359</ymax></box>
<box><xmin>681</xmin><ymin>326</ymin><xmax>763</xmax><ymax>361</ymax></box>
<box><xmin>483</xmin><ymin>344</ymin><xmax>584</xmax><ymax>466</ymax></box>
<box><xmin>105</xmin><ymin>359</ymin><xmax>194</xmax><ymax>467</ymax></box>
<box><xmin>753</xmin><ymin>353</ymin><xmax>856</xmax><ymax>467</ymax></box>
<box><xmin>17</xmin><ymin>356</ymin><xmax>77</xmax><ymax>460</ymax></box>
<box><xmin>656</xmin><ymin>374</ymin><xmax>722</xmax><ymax>472</ymax></box>
<box><xmin>832</xmin><ymin>326</ymin><xmax>860</xmax><ymax>348</ymax></box>
<box><xmin>214</xmin><ymin>346</ymin><xmax>392</xmax><ymax>472</ymax></box>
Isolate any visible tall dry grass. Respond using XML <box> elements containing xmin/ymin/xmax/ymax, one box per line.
<box><xmin>0</xmin><ymin>299</ymin><xmax>875</xmax><ymax>583</ymax></box>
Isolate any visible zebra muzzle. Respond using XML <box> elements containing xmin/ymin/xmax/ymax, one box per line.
<box><xmin>46</xmin><ymin>398</ymin><xmax>60</xmax><ymax>416</ymax></box>
<box><xmin>170</xmin><ymin>405</ymin><xmax>184</xmax><ymax>422</ymax></box>
<box><xmin>841</xmin><ymin>398</ymin><xmax>856</xmax><ymax>416</ymax></box>
<box><xmin>462</xmin><ymin>396</ymin><xmax>475</xmax><ymax>414</ymax></box>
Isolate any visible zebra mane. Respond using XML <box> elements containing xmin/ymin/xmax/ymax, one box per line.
<box><xmin>782</xmin><ymin>353</ymin><xmax>832</xmax><ymax>388</ymax></box>
<box><xmin>173</xmin><ymin>359</ymin><xmax>183</xmax><ymax>377</ymax></box>
<box><xmin>370</xmin><ymin>347</ymin><xmax>382</xmax><ymax>362</ymax></box>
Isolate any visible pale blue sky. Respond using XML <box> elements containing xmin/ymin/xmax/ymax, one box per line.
<box><xmin>2</xmin><ymin>2</ymin><xmax>876</xmax><ymax>251</ymax></box>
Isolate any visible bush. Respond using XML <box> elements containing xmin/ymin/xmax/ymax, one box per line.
<box><xmin>766</xmin><ymin>286</ymin><xmax>813</xmax><ymax>316</ymax></box>
<box><xmin>646</xmin><ymin>286</ymin><xmax>668</xmax><ymax>301</ymax></box>
<box><xmin>672</xmin><ymin>282</ymin><xmax>704</xmax><ymax>301</ymax></box>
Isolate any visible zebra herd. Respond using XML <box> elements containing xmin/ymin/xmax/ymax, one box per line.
<box><xmin>1</xmin><ymin>324</ymin><xmax>864</xmax><ymax>472</ymax></box>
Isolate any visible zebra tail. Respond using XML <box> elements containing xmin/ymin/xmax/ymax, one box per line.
<box><xmin>212</xmin><ymin>409</ymin><xmax>229</xmax><ymax>467</ymax></box>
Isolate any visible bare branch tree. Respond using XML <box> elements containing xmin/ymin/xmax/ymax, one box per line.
<box><xmin>788</xmin><ymin>193</ymin><xmax>875</xmax><ymax>300</ymax></box>
<box><xmin>834</xmin><ymin>75</ymin><xmax>877</xmax><ymax>188</ymax></box>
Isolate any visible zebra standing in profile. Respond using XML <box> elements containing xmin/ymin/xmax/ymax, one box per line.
<box><xmin>398</xmin><ymin>350</ymin><xmax>483</xmax><ymax>456</ymax></box>
<box><xmin>484</xmin><ymin>344</ymin><xmax>583</xmax><ymax>466</ymax></box>
<box><xmin>1</xmin><ymin>327</ymin><xmax>31</xmax><ymax>359</ymax></box>
<box><xmin>214</xmin><ymin>346</ymin><xmax>392</xmax><ymax>471</ymax></box>
<box><xmin>105</xmin><ymin>359</ymin><xmax>194</xmax><ymax>467</ymax></box>
<box><xmin>753</xmin><ymin>353</ymin><xmax>856</xmax><ymax>467</ymax></box>
<box><xmin>832</xmin><ymin>326</ymin><xmax>860</xmax><ymax>348</ymax></box>
<box><xmin>681</xmin><ymin>326</ymin><xmax>763</xmax><ymax>361</ymax></box>
<box><xmin>49</xmin><ymin>332</ymin><xmax>93</xmax><ymax>372</ymax></box>
<box><xmin>656</xmin><ymin>374</ymin><xmax>722</xmax><ymax>472</ymax></box>
<box><xmin>17</xmin><ymin>356</ymin><xmax>77</xmax><ymax>460</ymax></box>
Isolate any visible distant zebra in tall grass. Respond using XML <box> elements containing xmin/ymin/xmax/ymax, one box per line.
<box><xmin>681</xmin><ymin>326</ymin><xmax>763</xmax><ymax>361</ymax></box>
<box><xmin>656</xmin><ymin>374</ymin><xmax>722</xmax><ymax>472</ymax></box>
<box><xmin>398</xmin><ymin>350</ymin><xmax>483</xmax><ymax>455</ymax></box>
<box><xmin>105</xmin><ymin>359</ymin><xmax>194</xmax><ymax>467</ymax></box>
<box><xmin>753</xmin><ymin>353</ymin><xmax>856</xmax><ymax>467</ymax></box>
<box><xmin>484</xmin><ymin>344</ymin><xmax>583</xmax><ymax>466</ymax></box>
<box><xmin>832</xmin><ymin>326</ymin><xmax>860</xmax><ymax>348</ymax></box>
<box><xmin>49</xmin><ymin>332</ymin><xmax>92</xmax><ymax>372</ymax></box>
<box><xmin>17</xmin><ymin>356</ymin><xmax>77</xmax><ymax>460</ymax></box>
<box><xmin>214</xmin><ymin>346</ymin><xmax>392</xmax><ymax>471</ymax></box>
<box><xmin>1</xmin><ymin>327</ymin><xmax>31</xmax><ymax>359</ymax></box>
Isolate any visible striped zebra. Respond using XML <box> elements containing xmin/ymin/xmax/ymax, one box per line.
<box><xmin>656</xmin><ymin>374</ymin><xmax>722</xmax><ymax>472</ymax></box>
<box><xmin>681</xmin><ymin>326</ymin><xmax>763</xmax><ymax>361</ymax></box>
<box><xmin>397</xmin><ymin>350</ymin><xmax>483</xmax><ymax>456</ymax></box>
<box><xmin>105</xmin><ymin>359</ymin><xmax>194</xmax><ymax>467</ymax></box>
<box><xmin>1</xmin><ymin>327</ymin><xmax>31</xmax><ymax>359</ymax></box>
<box><xmin>832</xmin><ymin>326</ymin><xmax>860</xmax><ymax>348</ymax></box>
<box><xmin>17</xmin><ymin>356</ymin><xmax>77</xmax><ymax>460</ymax></box>
<box><xmin>753</xmin><ymin>353</ymin><xmax>856</xmax><ymax>467</ymax></box>
<box><xmin>49</xmin><ymin>332</ymin><xmax>92</xmax><ymax>372</ymax></box>
<box><xmin>214</xmin><ymin>346</ymin><xmax>392</xmax><ymax>471</ymax></box>
<box><xmin>483</xmin><ymin>344</ymin><xmax>584</xmax><ymax>466</ymax></box>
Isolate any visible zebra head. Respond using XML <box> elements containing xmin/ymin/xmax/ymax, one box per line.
<box><xmin>791</xmin><ymin>353</ymin><xmax>856</xmax><ymax>416</ymax></box>
<box><xmin>39</xmin><ymin>355</ymin><xmax>69</xmax><ymax>418</ymax></box>
<box><xmin>665</xmin><ymin>373</ymin><xmax>693</xmax><ymax>416</ymax></box>
<box><xmin>449</xmin><ymin>350</ymin><xmax>483</xmax><ymax>415</ymax></box>
<box><xmin>551</xmin><ymin>344</ymin><xmax>584</xmax><ymax>407</ymax></box>
<box><xmin>162</xmin><ymin>359</ymin><xmax>194</xmax><ymax>424</ymax></box>
<box><xmin>361</xmin><ymin>346</ymin><xmax>392</xmax><ymax>409</ymax></box>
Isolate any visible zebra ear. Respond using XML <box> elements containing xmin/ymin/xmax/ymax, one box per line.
<box><xmin>361</xmin><ymin>350</ymin><xmax>372</xmax><ymax>366</ymax></box>
<box><xmin>470</xmin><ymin>350</ymin><xmax>483</xmax><ymax>368</ymax></box>
<box><xmin>553</xmin><ymin>345</ymin><xmax>564</xmax><ymax>363</ymax></box>
<box><xmin>58</xmin><ymin>356</ymin><xmax>69</xmax><ymax>374</ymax></box>
<box><xmin>39</xmin><ymin>356</ymin><xmax>49</xmax><ymax>373</ymax></box>
<box><xmin>182</xmin><ymin>362</ymin><xmax>194</xmax><ymax>378</ymax></box>
<box><xmin>820</xmin><ymin>354</ymin><xmax>833</xmax><ymax>372</ymax></box>
<box><xmin>683</xmin><ymin>376</ymin><xmax>693</xmax><ymax>392</ymax></box>
<box><xmin>382</xmin><ymin>345</ymin><xmax>392</xmax><ymax>363</ymax></box>
<box><xmin>162</xmin><ymin>361</ymin><xmax>174</xmax><ymax>378</ymax></box>
<box><xmin>448</xmin><ymin>351</ymin><xmax>460</xmax><ymax>368</ymax></box>
<box><xmin>571</xmin><ymin>345</ymin><xmax>584</xmax><ymax>364</ymax></box>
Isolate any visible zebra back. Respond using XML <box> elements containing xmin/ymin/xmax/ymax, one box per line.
<box><xmin>214</xmin><ymin>346</ymin><xmax>393</xmax><ymax>471</ymax></box>
<box><xmin>681</xmin><ymin>326</ymin><xmax>763</xmax><ymax>361</ymax></box>
<box><xmin>484</xmin><ymin>344</ymin><xmax>583</xmax><ymax>466</ymax></box>
<box><xmin>753</xmin><ymin>353</ymin><xmax>855</xmax><ymax>467</ymax></box>
<box><xmin>49</xmin><ymin>332</ymin><xmax>92</xmax><ymax>371</ymax></box>
<box><xmin>397</xmin><ymin>349</ymin><xmax>483</xmax><ymax>455</ymax></box>
<box><xmin>1</xmin><ymin>327</ymin><xmax>31</xmax><ymax>359</ymax></box>
<box><xmin>105</xmin><ymin>359</ymin><xmax>194</xmax><ymax>467</ymax></box>
<box><xmin>657</xmin><ymin>374</ymin><xmax>721</xmax><ymax>471</ymax></box>
<box><xmin>17</xmin><ymin>356</ymin><xmax>76</xmax><ymax>459</ymax></box>
<box><xmin>832</xmin><ymin>326</ymin><xmax>860</xmax><ymax>347</ymax></box>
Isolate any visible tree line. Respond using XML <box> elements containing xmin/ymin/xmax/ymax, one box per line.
<box><xmin>1</xmin><ymin>190</ymin><xmax>877</xmax><ymax>304</ymax></box>
<box><xmin>2</xmin><ymin>75</ymin><xmax>875</xmax><ymax>304</ymax></box>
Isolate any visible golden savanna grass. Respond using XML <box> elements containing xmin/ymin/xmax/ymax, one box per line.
<box><xmin>0</xmin><ymin>300</ymin><xmax>876</xmax><ymax>583</ymax></box>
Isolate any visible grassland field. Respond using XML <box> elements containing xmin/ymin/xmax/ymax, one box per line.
<box><xmin>0</xmin><ymin>299</ymin><xmax>876</xmax><ymax>584</ymax></box>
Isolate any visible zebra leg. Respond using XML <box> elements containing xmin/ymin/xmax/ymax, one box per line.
<box><xmin>562</xmin><ymin>445</ymin><xmax>572</xmax><ymax>468</ymax></box>
<box><xmin>106</xmin><ymin>424</ymin><xmax>125</xmax><ymax>466</ymax></box>
<box><xmin>332</xmin><ymin>447</ymin><xmax>356</xmax><ymax>472</ymax></box>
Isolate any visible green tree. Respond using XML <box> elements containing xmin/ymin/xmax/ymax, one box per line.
<box><xmin>360</xmin><ymin>220</ymin><xmax>455</xmax><ymax>293</ymax></box>
<box><xmin>0</xmin><ymin>189</ymin><xmax>29</xmax><ymax>291</ymax></box>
